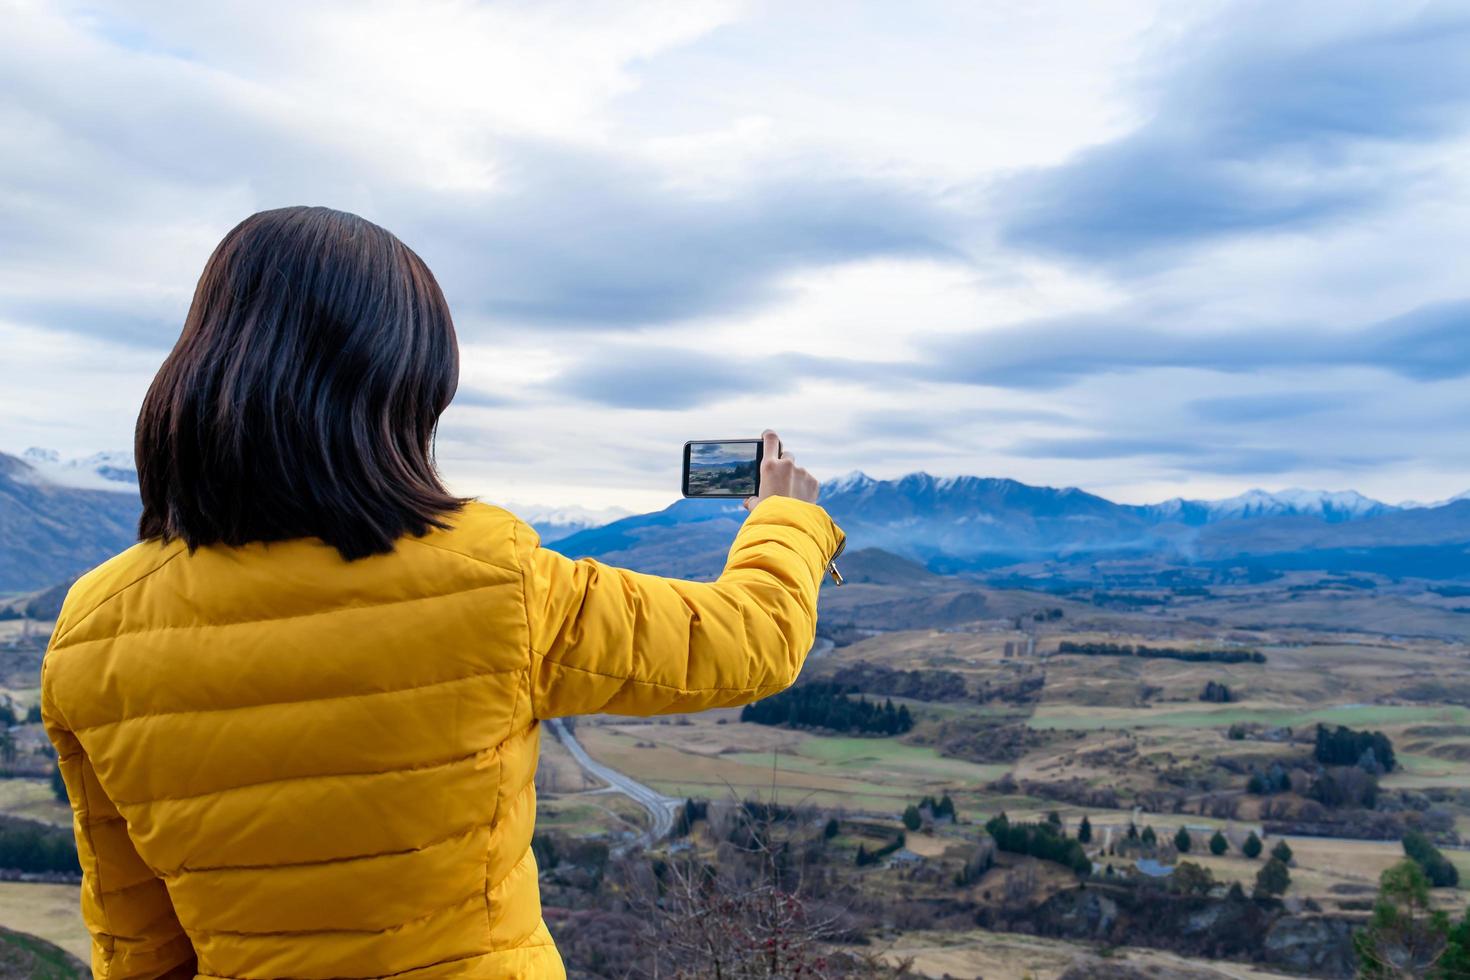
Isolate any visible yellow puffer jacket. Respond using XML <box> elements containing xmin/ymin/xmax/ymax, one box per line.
<box><xmin>41</xmin><ymin>495</ymin><xmax>843</xmax><ymax>980</ymax></box>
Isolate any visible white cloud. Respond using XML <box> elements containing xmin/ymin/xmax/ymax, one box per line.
<box><xmin>3</xmin><ymin>0</ymin><xmax>1469</xmax><ymax>511</ymax></box>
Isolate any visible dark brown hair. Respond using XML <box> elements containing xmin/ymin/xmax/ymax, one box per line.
<box><xmin>137</xmin><ymin>206</ymin><xmax>466</xmax><ymax>560</ymax></box>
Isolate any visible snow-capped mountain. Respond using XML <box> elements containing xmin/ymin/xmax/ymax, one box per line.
<box><xmin>1399</xmin><ymin>490</ymin><xmax>1470</xmax><ymax>510</ymax></box>
<box><xmin>21</xmin><ymin>447</ymin><xmax>138</xmax><ymax>491</ymax></box>
<box><xmin>0</xmin><ymin>451</ymin><xmax>142</xmax><ymax>592</ymax></box>
<box><xmin>8</xmin><ymin>448</ymin><xmax>1470</xmax><ymax>590</ymax></box>
<box><xmin>505</xmin><ymin>503</ymin><xmax>633</xmax><ymax>543</ymax></box>
<box><xmin>551</xmin><ymin>471</ymin><xmax>1470</xmax><ymax>578</ymax></box>
<box><xmin>1143</xmin><ymin>487</ymin><xmax>1398</xmax><ymax>526</ymax></box>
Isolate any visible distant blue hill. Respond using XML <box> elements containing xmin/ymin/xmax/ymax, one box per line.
<box><xmin>6</xmin><ymin>449</ymin><xmax>1470</xmax><ymax>592</ymax></box>
<box><xmin>551</xmin><ymin>471</ymin><xmax>1470</xmax><ymax>581</ymax></box>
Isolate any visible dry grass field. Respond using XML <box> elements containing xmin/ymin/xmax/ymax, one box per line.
<box><xmin>0</xmin><ymin>883</ymin><xmax>87</xmax><ymax>962</ymax></box>
<box><xmin>568</xmin><ymin>600</ymin><xmax>1470</xmax><ymax>928</ymax></box>
<box><xmin>872</xmin><ymin>929</ymin><xmax>1303</xmax><ymax>979</ymax></box>
<box><xmin>576</xmin><ymin>712</ymin><xmax>1011</xmax><ymax>814</ymax></box>
<box><xmin>4</xmin><ymin>574</ymin><xmax>1470</xmax><ymax>977</ymax></box>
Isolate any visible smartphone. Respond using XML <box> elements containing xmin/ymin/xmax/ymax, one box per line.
<box><xmin>682</xmin><ymin>439</ymin><xmax>776</xmax><ymax>498</ymax></box>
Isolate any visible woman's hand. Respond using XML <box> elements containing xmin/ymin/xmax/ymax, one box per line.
<box><xmin>744</xmin><ymin>430</ymin><xmax>820</xmax><ymax>511</ymax></box>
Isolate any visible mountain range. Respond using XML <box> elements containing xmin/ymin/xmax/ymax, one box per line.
<box><xmin>551</xmin><ymin>471</ymin><xmax>1470</xmax><ymax>580</ymax></box>
<box><xmin>3</xmin><ymin>449</ymin><xmax>1469</xmax><ymax>594</ymax></box>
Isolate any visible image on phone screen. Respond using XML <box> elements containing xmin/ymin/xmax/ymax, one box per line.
<box><xmin>683</xmin><ymin>440</ymin><xmax>761</xmax><ymax>498</ymax></box>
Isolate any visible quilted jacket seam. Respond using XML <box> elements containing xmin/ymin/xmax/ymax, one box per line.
<box><xmin>187</xmin><ymin>886</ymin><xmax>484</xmax><ymax>937</ymax></box>
<box><xmin>119</xmin><ymin>740</ymin><xmax>505</xmax><ymax>807</ymax></box>
<box><xmin>170</xmin><ymin>818</ymin><xmax>491</xmax><ymax>875</ymax></box>
<box><xmin>72</xmin><ymin>666</ymin><xmax>521</xmax><ymax>735</ymax></box>
<box><xmin>75</xmin><ymin>755</ymin><xmax>118</xmax><ymax>977</ymax></box>
<box><xmin>488</xmin><ymin>519</ymin><xmax>530</xmax><ymax>940</ymax></box>
<box><xmin>51</xmin><ymin>545</ymin><xmax>186</xmax><ymax>648</ymax></box>
<box><xmin>532</xmin><ymin>652</ymin><xmax>792</xmax><ymax>697</ymax></box>
<box><xmin>194</xmin><ymin>945</ymin><xmax>504</xmax><ymax>980</ymax></box>
<box><xmin>52</xmin><ymin>579</ymin><xmax>515</xmax><ymax>651</ymax></box>
<box><xmin>400</xmin><ymin>534</ymin><xmax>520</xmax><ymax>574</ymax></box>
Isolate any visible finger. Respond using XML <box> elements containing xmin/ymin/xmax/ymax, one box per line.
<box><xmin>762</xmin><ymin>430</ymin><xmax>781</xmax><ymax>461</ymax></box>
<box><xmin>743</xmin><ymin>496</ymin><xmax>756</xmax><ymax>512</ymax></box>
<box><xmin>781</xmin><ymin>453</ymin><xmax>796</xmax><ymax>466</ymax></box>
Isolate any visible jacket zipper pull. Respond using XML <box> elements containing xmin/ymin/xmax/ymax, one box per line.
<box><xmin>826</xmin><ymin>536</ymin><xmax>846</xmax><ymax>586</ymax></box>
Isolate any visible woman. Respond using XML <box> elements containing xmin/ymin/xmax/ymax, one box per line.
<box><xmin>41</xmin><ymin>206</ymin><xmax>844</xmax><ymax>979</ymax></box>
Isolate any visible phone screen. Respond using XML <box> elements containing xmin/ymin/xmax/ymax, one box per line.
<box><xmin>683</xmin><ymin>440</ymin><xmax>762</xmax><ymax>498</ymax></box>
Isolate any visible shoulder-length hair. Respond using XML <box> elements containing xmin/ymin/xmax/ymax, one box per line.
<box><xmin>136</xmin><ymin>206</ymin><xmax>466</xmax><ymax>561</ymax></box>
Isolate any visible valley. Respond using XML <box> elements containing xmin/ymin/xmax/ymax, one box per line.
<box><xmin>4</xmin><ymin>456</ymin><xmax>1470</xmax><ymax>976</ymax></box>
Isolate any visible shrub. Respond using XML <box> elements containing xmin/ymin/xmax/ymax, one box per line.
<box><xmin>1271</xmin><ymin>840</ymin><xmax>1293</xmax><ymax>865</ymax></box>
<box><xmin>741</xmin><ymin>684</ymin><xmax>914</xmax><ymax>735</ymax></box>
<box><xmin>1209</xmin><ymin>830</ymin><xmax>1228</xmax><ymax>856</ymax></box>
<box><xmin>1174</xmin><ymin>826</ymin><xmax>1192</xmax><ymax>853</ymax></box>
<box><xmin>1171</xmin><ymin>861</ymin><xmax>1215</xmax><ymax>897</ymax></box>
<box><xmin>1402</xmin><ymin>829</ymin><xmax>1459</xmax><ymax>888</ymax></box>
<box><xmin>1254</xmin><ymin>857</ymin><xmax>1291</xmax><ymax>898</ymax></box>
<box><xmin>1315</xmin><ymin>723</ymin><xmax>1396</xmax><ymax>772</ymax></box>
<box><xmin>1353</xmin><ymin>860</ymin><xmax>1449</xmax><ymax>977</ymax></box>
<box><xmin>985</xmin><ymin>814</ymin><xmax>1091</xmax><ymax>876</ymax></box>
<box><xmin>1242</xmin><ymin>831</ymin><xmax>1263</xmax><ymax>859</ymax></box>
<box><xmin>0</xmin><ymin>815</ymin><xmax>79</xmax><ymax>874</ymax></box>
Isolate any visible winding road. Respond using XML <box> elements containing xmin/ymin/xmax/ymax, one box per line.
<box><xmin>545</xmin><ymin>718</ymin><xmax>682</xmax><ymax>847</ymax></box>
<box><xmin>544</xmin><ymin>637</ymin><xmax>832</xmax><ymax>847</ymax></box>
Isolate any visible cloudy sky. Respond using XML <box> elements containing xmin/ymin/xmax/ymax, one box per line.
<box><xmin>3</xmin><ymin>0</ymin><xmax>1469</xmax><ymax>513</ymax></box>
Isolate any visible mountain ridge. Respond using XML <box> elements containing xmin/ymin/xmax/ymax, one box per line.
<box><xmin>6</xmin><ymin>448</ymin><xmax>1470</xmax><ymax>592</ymax></box>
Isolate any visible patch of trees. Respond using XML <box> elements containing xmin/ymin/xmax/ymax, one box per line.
<box><xmin>827</xmin><ymin>661</ymin><xmax>968</xmax><ymax>702</ymax></box>
<box><xmin>1402</xmin><ymin>830</ymin><xmax>1459</xmax><ymax>888</ymax></box>
<box><xmin>984</xmin><ymin>813</ymin><xmax>1091</xmax><ymax>876</ymax></box>
<box><xmin>1314</xmin><ymin>723</ymin><xmax>1396</xmax><ymax>773</ymax></box>
<box><xmin>1354</xmin><ymin>860</ymin><xmax>1470</xmax><ymax>977</ymax></box>
<box><xmin>977</xmin><ymin>674</ymin><xmax>1046</xmax><ymax>705</ymax></box>
<box><xmin>1056</xmin><ymin>640</ymin><xmax>1266</xmax><ymax>665</ymax></box>
<box><xmin>740</xmin><ymin>683</ymin><xmax>914</xmax><ymax>735</ymax></box>
<box><xmin>671</xmin><ymin>799</ymin><xmax>709</xmax><ymax>838</ymax></box>
<box><xmin>1246</xmin><ymin>762</ymin><xmax>1293</xmax><ymax>796</ymax></box>
<box><xmin>1199</xmin><ymin>680</ymin><xmax>1235</xmax><ymax>703</ymax></box>
<box><xmin>855</xmin><ymin>832</ymin><xmax>906</xmax><ymax>867</ymax></box>
<box><xmin>813</xmin><ymin>621</ymin><xmax>870</xmax><ymax>648</ymax></box>
<box><xmin>1308</xmin><ymin>765</ymin><xmax>1380</xmax><ymax>809</ymax></box>
<box><xmin>916</xmin><ymin>794</ymin><xmax>957</xmax><ymax>823</ymax></box>
<box><xmin>0</xmin><ymin>815</ymin><xmax>79</xmax><ymax>875</ymax></box>
<box><xmin>1254</xmin><ymin>857</ymin><xmax>1291</xmax><ymax>899</ymax></box>
<box><xmin>912</xmin><ymin>718</ymin><xmax>1049</xmax><ymax>765</ymax></box>
<box><xmin>1170</xmin><ymin>861</ymin><xmax>1216</xmax><ymax>897</ymax></box>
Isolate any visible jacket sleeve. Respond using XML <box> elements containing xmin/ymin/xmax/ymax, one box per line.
<box><xmin>518</xmin><ymin>495</ymin><xmax>845</xmax><ymax>719</ymax></box>
<box><xmin>41</xmin><ymin>663</ymin><xmax>197</xmax><ymax>980</ymax></box>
